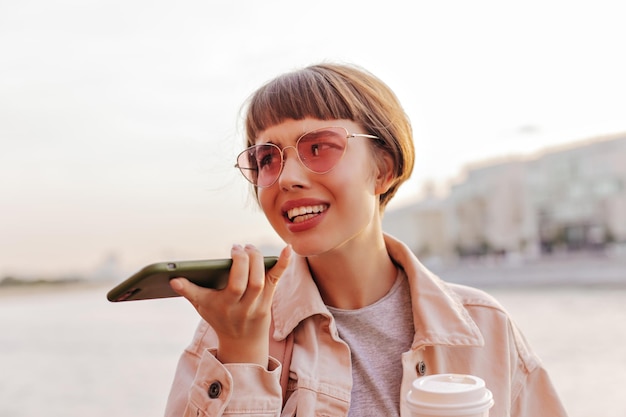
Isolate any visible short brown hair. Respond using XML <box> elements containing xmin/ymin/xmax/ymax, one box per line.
<box><xmin>243</xmin><ymin>63</ymin><xmax>414</xmax><ymax>209</ymax></box>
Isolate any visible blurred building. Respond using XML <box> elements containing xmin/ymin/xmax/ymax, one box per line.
<box><xmin>383</xmin><ymin>133</ymin><xmax>626</xmax><ymax>262</ymax></box>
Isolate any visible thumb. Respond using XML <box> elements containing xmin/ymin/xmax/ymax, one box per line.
<box><xmin>266</xmin><ymin>245</ymin><xmax>292</xmax><ymax>286</ymax></box>
<box><xmin>170</xmin><ymin>277</ymin><xmax>199</xmax><ymax>304</ymax></box>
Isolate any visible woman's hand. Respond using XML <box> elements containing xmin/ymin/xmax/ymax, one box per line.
<box><xmin>170</xmin><ymin>244</ymin><xmax>292</xmax><ymax>368</ymax></box>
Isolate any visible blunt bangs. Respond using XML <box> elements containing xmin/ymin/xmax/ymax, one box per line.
<box><xmin>244</xmin><ymin>67</ymin><xmax>362</xmax><ymax>145</ymax></box>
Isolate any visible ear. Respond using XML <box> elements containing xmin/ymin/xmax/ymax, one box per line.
<box><xmin>374</xmin><ymin>152</ymin><xmax>396</xmax><ymax>196</ymax></box>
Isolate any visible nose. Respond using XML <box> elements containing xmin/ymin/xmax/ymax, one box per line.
<box><xmin>277</xmin><ymin>146</ymin><xmax>309</xmax><ymax>189</ymax></box>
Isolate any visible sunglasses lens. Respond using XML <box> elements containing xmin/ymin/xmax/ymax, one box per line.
<box><xmin>237</xmin><ymin>144</ymin><xmax>282</xmax><ymax>187</ymax></box>
<box><xmin>297</xmin><ymin>127</ymin><xmax>347</xmax><ymax>173</ymax></box>
<box><xmin>236</xmin><ymin>127</ymin><xmax>349</xmax><ymax>187</ymax></box>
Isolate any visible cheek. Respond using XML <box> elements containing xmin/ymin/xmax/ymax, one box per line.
<box><xmin>329</xmin><ymin>172</ymin><xmax>379</xmax><ymax>220</ymax></box>
<box><xmin>334</xmin><ymin>159</ymin><xmax>379</xmax><ymax>197</ymax></box>
<box><xmin>340</xmin><ymin>145</ymin><xmax>381</xmax><ymax>189</ymax></box>
<box><xmin>257</xmin><ymin>189</ymin><xmax>284</xmax><ymax>227</ymax></box>
<box><xmin>257</xmin><ymin>189</ymin><xmax>272</xmax><ymax>213</ymax></box>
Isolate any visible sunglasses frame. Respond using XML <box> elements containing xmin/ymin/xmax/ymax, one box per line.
<box><xmin>235</xmin><ymin>126</ymin><xmax>379</xmax><ymax>188</ymax></box>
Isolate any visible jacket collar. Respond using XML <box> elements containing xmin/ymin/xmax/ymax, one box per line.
<box><xmin>271</xmin><ymin>234</ymin><xmax>484</xmax><ymax>349</ymax></box>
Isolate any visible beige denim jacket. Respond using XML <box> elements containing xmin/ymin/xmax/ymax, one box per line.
<box><xmin>165</xmin><ymin>234</ymin><xmax>567</xmax><ymax>417</ymax></box>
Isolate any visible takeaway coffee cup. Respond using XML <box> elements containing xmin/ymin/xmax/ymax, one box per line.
<box><xmin>406</xmin><ymin>374</ymin><xmax>494</xmax><ymax>417</ymax></box>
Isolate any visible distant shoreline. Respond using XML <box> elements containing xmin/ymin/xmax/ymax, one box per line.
<box><xmin>0</xmin><ymin>279</ymin><xmax>112</xmax><ymax>298</ymax></box>
<box><xmin>2</xmin><ymin>254</ymin><xmax>625</xmax><ymax>299</ymax></box>
<box><xmin>430</xmin><ymin>254</ymin><xmax>626</xmax><ymax>289</ymax></box>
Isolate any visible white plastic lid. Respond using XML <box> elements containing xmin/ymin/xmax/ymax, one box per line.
<box><xmin>407</xmin><ymin>374</ymin><xmax>494</xmax><ymax>416</ymax></box>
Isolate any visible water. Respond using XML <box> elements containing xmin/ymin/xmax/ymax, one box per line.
<box><xmin>0</xmin><ymin>285</ymin><xmax>199</xmax><ymax>417</ymax></box>
<box><xmin>1</xmin><ymin>283</ymin><xmax>624</xmax><ymax>417</ymax></box>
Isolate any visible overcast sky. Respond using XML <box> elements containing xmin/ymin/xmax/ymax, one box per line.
<box><xmin>2</xmin><ymin>0</ymin><xmax>625</xmax><ymax>277</ymax></box>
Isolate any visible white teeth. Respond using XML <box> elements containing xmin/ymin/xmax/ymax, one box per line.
<box><xmin>287</xmin><ymin>205</ymin><xmax>327</xmax><ymax>222</ymax></box>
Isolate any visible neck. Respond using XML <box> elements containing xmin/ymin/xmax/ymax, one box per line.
<box><xmin>306</xmin><ymin>233</ymin><xmax>398</xmax><ymax>310</ymax></box>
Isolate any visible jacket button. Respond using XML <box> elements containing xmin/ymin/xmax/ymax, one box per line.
<box><xmin>208</xmin><ymin>381</ymin><xmax>222</xmax><ymax>399</ymax></box>
<box><xmin>416</xmin><ymin>361</ymin><xmax>426</xmax><ymax>376</ymax></box>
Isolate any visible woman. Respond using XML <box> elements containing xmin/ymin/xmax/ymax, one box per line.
<box><xmin>165</xmin><ymin>63</ymin><xmax>567</xmax><ymax>416</ymax></box>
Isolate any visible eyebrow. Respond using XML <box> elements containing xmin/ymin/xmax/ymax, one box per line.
<box><xmin>256</xmin><ymin>127</ymin><xmax>338</xmax><ymax>145</ymax></box>
<box><xmin>254</xmin><ymin>133</ymin><xmax>300</xmax><ymax>147</ymax></box>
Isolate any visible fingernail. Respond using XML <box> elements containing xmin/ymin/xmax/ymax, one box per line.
<box><xmin>170</xmin><ymin>278</ymin><xmax>183</xmax><ymax>292</ymax></box>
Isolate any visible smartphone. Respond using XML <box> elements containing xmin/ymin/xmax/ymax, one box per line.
<box><xmin>106</xmin><ymin>256</ymin><xmax>279</xmax><ymax>302</ymax></box>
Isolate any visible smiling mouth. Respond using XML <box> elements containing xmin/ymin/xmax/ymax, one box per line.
<box><xmin>286</xmin><ymin>204</ymin><xmax>328</xmax><ymax>223</ymax></box>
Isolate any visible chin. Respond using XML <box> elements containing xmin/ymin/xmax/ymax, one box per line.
<box><xmin>291</xmin><ymin>239</ymin><xmax>338</xmax><ymax>258</ymax></box>
<box><xmin>279</xmin><ymin>237</ymin><xmax>322</xmax><ymax>257</ymax></box>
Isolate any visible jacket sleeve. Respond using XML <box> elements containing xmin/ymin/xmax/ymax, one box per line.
<box><xmin>164</xmin><ymin>320</ymin><xmax>283</xmax><ymax>417</ymax></box>
<box><xmin>450</xmin><ymin>284</ymin><xmax>568</xmax><ymax>417</ymax></box>
<box><xmin>505</xmin><ymin>307</ymin><xmax>568</xmax><ymax>417</ymax></box>
<box><xmin>511</xmin><ymin>365</ymin><xmax>568</xmax><ymax>417</ymax></box>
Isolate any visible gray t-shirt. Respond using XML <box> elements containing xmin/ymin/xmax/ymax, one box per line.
<box><xmin>327</xmin><ymin>270</ymin><xmax>414</xmax><ymax>417</ymax></box>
